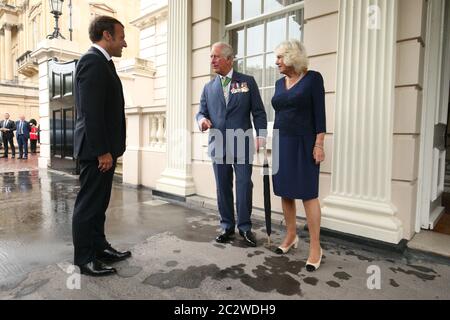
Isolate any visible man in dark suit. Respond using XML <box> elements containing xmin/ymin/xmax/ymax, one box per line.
<box><xmin>0</xmin><ymin>113</ymin><xmax>16</xmax><ymax>158</ymax></box>
<box><xmin>72</xmin><ymin>16</ymin><xmax>130</xmax><ymax>277</ymax></box>
<box><xmin>196</xmin><ymin>42</ymin><xmax>268</xmax><ymax>247</ymax></box>
<box><xmin>15</xmin><ymin>115</ymin><xmax>30</xmax><ymax>159</ymax></box>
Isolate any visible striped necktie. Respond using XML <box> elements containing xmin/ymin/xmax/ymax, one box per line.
<box><xmin>221</xmin><ymin>76</ymin><xmax>231</xmax><ymax>102</ymax></box>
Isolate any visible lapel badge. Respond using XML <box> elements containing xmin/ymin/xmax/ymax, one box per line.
<box><xmin>231</xmin><ymin>82</ymin><xmax>240</xmax><ymax>94</ymax></box>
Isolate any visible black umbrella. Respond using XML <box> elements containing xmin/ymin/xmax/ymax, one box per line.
<box><xmin>262</xmin><ymin>148</ymin><xmax>272</xmax><ymax>245</ymax></box>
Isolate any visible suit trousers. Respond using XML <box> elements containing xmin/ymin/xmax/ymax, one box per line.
<box><xmin>30</xmin><ymin>140</ymin><xmax>37</xmax><ymax>153</ymax></box>
<box><xmin>2</xmin><ymin>135</ymin><xmax>15</xmax><ymax>157</ymax></box>
<box><xmin>17</xmin><ymin>135</ymin><xmax>28</xmax><ymax>158</ymax></box>
<box><xmin>212</xmin><ymin>162</ymin><xmax>253</xmax><ymax>233</ymax></box>
<box><xmin>72</xmin><ymin>159</ymin><xmax>116</xmax><ymax>266</ymax></box>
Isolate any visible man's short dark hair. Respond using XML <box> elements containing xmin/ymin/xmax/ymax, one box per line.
<box><xmin>89</xmin><ymin>15</ymin><xmax>124</xmax><ymax>43</ymax></box>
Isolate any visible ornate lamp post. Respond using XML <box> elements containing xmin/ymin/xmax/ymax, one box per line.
<box><xmin>47</xmin><ymin>0</ymin><xmax>66</xmax><ymax>39</ymax></box>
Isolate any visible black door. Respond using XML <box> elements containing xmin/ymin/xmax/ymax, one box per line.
<box><xmin>49</xmin><ymin>59</ymin><xmax>79</xmax><ymax>174</ymax></box>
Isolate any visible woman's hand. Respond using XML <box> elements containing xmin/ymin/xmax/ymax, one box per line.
<box><xmin>313</xmin><ymin>145</ymin><xmax>325</xmax><ymax>165</ymax></box>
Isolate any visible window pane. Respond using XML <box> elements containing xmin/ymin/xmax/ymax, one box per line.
<box><xmin>283</xmin><ymin>0</ymin><xmax>301</xmax><ymax>5</ymax></box>
<box><xmin>247</xmin><ymin>23</ymin><xmax>264</xmax><ymax>56</ymax></box>
<box><xmin>228</xmin><ymin>0</ymin><xmax>242</xmax><ymax>23</ymax></box>
<box><xmin>265</xmin><ymin>53</ymin><xmax>280</xmax><ymax>87</ymax></box>
<box><xmin>263</xmin><ymin>0</ymin><xmax>284</xmax><ymax>13</ymax></box>
<box><xmin>288</xmin><ymin>10</ymin><xmax>303</xmax><ymax>40</ymax></box>
<box><xmin>244</xmin><ymin>0</ymin><xmax>262</xmax><ymax>20</ymax></box>
<box><xmin>234</xmin><ymin>59</ymin><xmax>244</xmax><ymax>73</ymax></box>
<box><xmin>231</xmin><ymin>28</ymin><xmax>245</xmax><ymax>58</ymax></box>
<box><xmin>246</xmin><ymin>55</ymin><xmax>263</xmax><ymax>87</ymax></box>
<box><xmin>264</xmin><ymin>0</ymin><xmax>301</xmax><ymax>13</ymax></box>
<box><xmin>266</xmin><ymin>16</ymin><xmax>286</xmax><ymax>53</ymax></box>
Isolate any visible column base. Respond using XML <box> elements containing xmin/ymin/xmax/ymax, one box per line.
<box><xmin>156</xmin><ymin>168</ymin><xmax>196</xmax><ymax>197</ymax></box>
<box><xmin>38</xmin><ymin>156</ymin><xmax>50</xmax><ymax>169</ymax></box>
<box><xmin>322</xmin><ymin>195</ymin><xmax>404</xmax><ymax>244</ymax></box>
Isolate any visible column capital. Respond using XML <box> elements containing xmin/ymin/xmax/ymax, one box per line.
<box><xmin>1</xmin><ymin>23</ymin><xmax>15</xmax><ymax>31</ymax></box>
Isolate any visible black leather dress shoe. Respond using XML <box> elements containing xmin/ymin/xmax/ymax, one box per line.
<box><xmin>239</xmin><ymin>230</ymin><xmax>257</xmax><ymax>247</ymax></box>
<box><xmin>96</xmin><ymin>247</ymin><xmax>132</xmax><ymax>263</ymax></box>
<box><xmin>215</xmin><ymin>229</ymin><xmax>235</xmax><ymax>243</ymax></box>
<box><xmin>78</xmin><ymin>260</ymin><xmax>116</xmax><ymax>277</ymax></box>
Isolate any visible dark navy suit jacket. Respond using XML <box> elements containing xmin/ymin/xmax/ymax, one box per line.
<box><xmin>15</xmin><ymin>120</ymin><xmax>30</xmax><ymax>140</ymax></box>
<box><xmin>196</xmin><ymin>71</ymin><xmax>267</xmax><ymax>162</ymax></box>
<box><xmin>74</xmin><ymin>47</ymin><xmax>126</xmax><ymax>160</ymax></box>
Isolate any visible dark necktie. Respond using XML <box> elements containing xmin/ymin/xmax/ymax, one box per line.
<box><xmin>108</xmin><ymin>60</ymin><xmax>116</xmax><ymax>72</ymax></box>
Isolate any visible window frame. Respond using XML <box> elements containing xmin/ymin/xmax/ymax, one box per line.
<box><xmin>224</xmin><ymin>0</ymin><xmax>305</xmax><ymax>123</ymax></box>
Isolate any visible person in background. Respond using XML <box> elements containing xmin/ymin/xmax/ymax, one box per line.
<box><xmin>29</xmin><ymin>119</ymin><xmax>39</xmax><ymax>154</ymax></box>
<box><xmin>15</xmin><ymin>115</ymin><xmax>30</xmax><ymax>160</ymax></box>
<box><xmin>0</xmin><ymin>113</ymin><xmax>16</xmax><ymax>158</ymax></box>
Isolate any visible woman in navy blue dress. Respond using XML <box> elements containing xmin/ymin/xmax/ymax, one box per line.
<box><xmin>271</xmin><ymin>40</ymin><xmax>326</xmax><ymax>272</ymax></box>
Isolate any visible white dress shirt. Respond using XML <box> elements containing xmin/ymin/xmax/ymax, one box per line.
<box><xmin>198</xmin><ymin>69</ymin><xmax>234</xmax><ymax>131</ymax></box>
<box><xmin>92</xmin><ymin>43</ymin><xmax>112</xmax><ymax>61</ymax></box>
<box><xmin>219</xmin><ymin>69</ymin><xmax>234</xmax><ymax>102</ymax></box>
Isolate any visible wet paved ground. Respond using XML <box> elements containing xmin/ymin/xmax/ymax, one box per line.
<box><xmin>0</xmin><ymin>164</ymin><xmax>449</xmax><ymax>299</ymax></box>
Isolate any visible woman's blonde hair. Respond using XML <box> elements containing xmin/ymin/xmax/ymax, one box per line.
<box><xmin>275</xmin><ymin>39</ymin><xmax>309</xmax><ymax>74</ymax></box>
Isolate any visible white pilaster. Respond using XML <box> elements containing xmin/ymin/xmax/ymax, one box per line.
<box><xmin>0</xmin><ymin>29</ymin><xmax>4</xmax><ymax>80</ymax></box>
<box><xmin>156</xmin><ymin>0</ymin><xmax>195</xmax><ymax>196</ymax></box>
<box><xmin>4</xmin><ymin>24</ymin><xmax>12</xmax><ymax>80</ymax></box>
<box><xmin>322</xmin><ymin>0</ymin><xmax>403</xmax><ymax>243</ymax></box>
<box><xmin>31</xmin><ymin>39</ymin><xmax>81</xmax><ymax>169</ymax></box>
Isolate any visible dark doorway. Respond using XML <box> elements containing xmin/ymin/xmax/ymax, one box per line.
<box><xmin>438</xmin><ymin>86</ymin><xmax>450</xmax><ymax>235</ymax></box>
<box><xmin>48</xmin><ymin>59</ymin><xmax>79</xmax><ymax>174</ymax></box>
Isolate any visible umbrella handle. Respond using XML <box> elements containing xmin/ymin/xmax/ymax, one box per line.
<box><xmin>260</xmin><ymin>146</ymin><xmax>269</xmax><ymax>165</ymax></box>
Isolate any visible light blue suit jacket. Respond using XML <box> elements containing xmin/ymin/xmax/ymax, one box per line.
<box><xmin>196</xmin><ymin>71</ymin><xmax>267</xmax><ymax>163</ymax></box>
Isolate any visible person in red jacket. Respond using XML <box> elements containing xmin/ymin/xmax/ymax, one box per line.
<box><xmin>29</xmin><ymin>119</ymin><xmax>39</xmax><ymax>154</ymax></box>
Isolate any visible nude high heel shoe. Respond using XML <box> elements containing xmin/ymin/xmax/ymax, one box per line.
<box><xmin>275</xmin><ymin>235</ymin><xmax>299</xmax><ymax>254</ymax></box>
<box><xmin>305</xmin><ymin>248</ymin><xmax>323</xmax><ymax>272</ymax></box>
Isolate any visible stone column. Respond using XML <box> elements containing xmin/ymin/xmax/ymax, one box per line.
<box><xmin>156</xmin><ymin>0</ymin><xmax>196</xmax><ymax>196</ymax></box>
<box><xmin>321</xmin><ymin>0</ymin><xmax>403</xmax><ymax>243</ymax></box>
<box><xmin>4</xmin><ymin>24</ymin><xmax>13</xmax><ymax>81</ymax></box>
<box><xmin>0</xmin><ymin>29</ymin><xmax>5</xmax><ymax>80</ymax></box>
<box><xmin>31</xmin><ymin>39</ymin><xmax>81</xmax><ymax>169</ymax></box>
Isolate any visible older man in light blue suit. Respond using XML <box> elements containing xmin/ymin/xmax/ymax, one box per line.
<box><xmin>196</xmin><ymin>42</ymin><xmax>267</xmax><ymax>247</ymax></box>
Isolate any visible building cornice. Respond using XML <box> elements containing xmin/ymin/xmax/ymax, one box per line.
<box><xmin>0</xmin><ymin>2</ymin><xmax>19</xmax><ymax>15</ymax></box>
<box><xmin>130</xmin><ymin>3</ymin><xmax>168</xmax><ymax>30</ymax></box>
<box><xmin>89</xmin><ymin>2</ymin><xmax>116</xmax><ymax>14</ymax></box>
<box><xmin>28</xmin><ymin>1</ymin><xmax>42</xmax><ymax>18</ymax></box>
